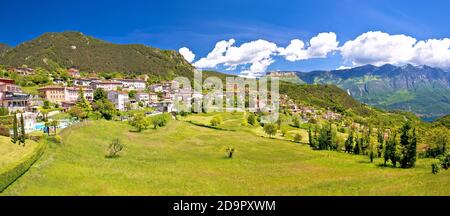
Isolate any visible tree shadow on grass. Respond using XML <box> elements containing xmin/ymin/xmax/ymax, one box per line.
<box><xmin>105</xmin><ymin>155</ymin><xmax>121</xmax><ymax>159</ymax></box>
<box><xmin>128</xmin><ymin>129</ymin><xmax>142</xmax><ymax>133</ymax></box>
<box><xmin>357</xmin><ymin>160</ymin><xmax>372</xmax><ymax>164</ymax></box>
<box><xmin>375</xmin><ymin>163</ymin><xmax>400</xmax><ymax>169</ymax></box>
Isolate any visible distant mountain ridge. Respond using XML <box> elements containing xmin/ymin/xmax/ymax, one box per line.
<box><xmin>267</xmin><ymin>64</ymin><xmax>450</xmax><ymax>118</ymax></box>
<box><xmin>0</xmin><ymin>31</ymin><xmax>194</xmax><ymax>78</ymax></box>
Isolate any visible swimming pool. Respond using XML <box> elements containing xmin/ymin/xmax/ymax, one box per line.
<box><xmin>33</xmin><ymin>123</ymin><xmax>45</xmax><ymax>130</ymax></box>
<box><xmin>32</xmin><ymin>119</ymin><xmax>73</xmax><ymax>131</ymax></box>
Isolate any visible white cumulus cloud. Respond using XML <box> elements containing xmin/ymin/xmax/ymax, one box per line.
<box><xmin>340</xmin><ymin>31</ymin><xmax>417</xmax><ymax>66</ymax></box>
<box><xmin>411</xmin><ymin>38</ymin><xmax>450</xmax><ymax>69</ymax></box>
<box><xmin>340</xmin><ymin>31</ymin><xmax>450</xmax><ymax>68</ymax></box>
<box><xmin>178</xmin><ymin>47</ymin><xmax>196</xmax><ymax>63</ymax></box>
<box><xmin>194</xmin><ymin>39</ymin><xmax>278</xmax><ymax>77</ymax></box>
<box><xmin>278</xmin><ymin>32</ymin><xmax>339</xmax><ymax>61</ymax></box>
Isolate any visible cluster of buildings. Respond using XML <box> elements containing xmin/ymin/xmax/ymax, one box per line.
<box><xmin>0</xmin><ymin>78</ymin><xmax>31</xmax><ymax>113</ymax></box>
<box><xmin>2</xmin><ymin>66</ymin><xmax>344</xmax><ymax>123</ymax></box>
<box><xmin>38</xmin><ymin>77</ymin><xmax>160</xmax><ymax>111</ymax></box>
<box><xmin>280</xmin><ymin>94</ymin><xmax>342</xmax><ymax>122</ymax></box>
<box><xmin>0</xmin><ymin>68</ymin><xmax>183</xmax><ymax>116</ymax></box>
<box><xmin>36</xmin><ymin>72</ymin><xmax>192</xmax><ymax>112</ymax></box>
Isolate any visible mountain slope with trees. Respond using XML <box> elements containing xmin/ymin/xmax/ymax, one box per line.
<box><xmin>0</xmin><ymin>31</ymin><xmax>194</xmax><ymax>79</ymax></box>
<box><xmin>0</xmin><ymin>43</ymin><xmax>11</xmax><ymax>54</ymax></box>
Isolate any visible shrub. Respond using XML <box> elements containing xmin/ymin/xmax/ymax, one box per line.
<box><xmin>179</xmin><ymin>110</ymin><xmax>189</xmax><ymax>117</ymax></box>
<box><xmin>338</xmin><ymin>127</ymin><xmax>347</xmax><ymax>133</ymax></box>
<box><xmin>294</xmin><ymin>133</ymin><xmax>302</xmax><ymax>143</ymax></box>
<box><xmin>292</xmin><ymin>115</ymin><xmax>301</xmax><ymax>128</ymax></box>
<box><xmin>68</xmin><ymin>106</ymin><xmax>88</xmax><ymax>120</ymax></box>
<box><xmin>0</xmin><ymin>107</ymin><xmax>8</xmax><ymax>116</ymax></box>
<box><xmin>431</xmin><ymin>162</ymin><xmax>441</xmax><ymax>174</ymax></box>
<box><xmin>150</xmin><ymin>113</ymin><xmax>171</xmax><ymax>129</ymax></box>
<box><xmin>247</xmin><ymin>113</ymin><xmax>256</xmax><ymax>126</ymax></box>
<box><xmin>210</xmin><ymin>115</ymin><xmax>223</xmax><ymax>127</ymax></box>
<box><xmin>129</xmin><ymin>113</ymin><xmax>147</xmax><ymax>132</ymax></box>
<box><xmin>89</xmin><ymin>111</ymin><xmax>102</xmax><ymax>120</ymax></box>
<box><xmin>92</xmin><ymin>99</ymin><xmax>117</xmax><ymax>120</ymax></box>
<box><xmin>423</xmin><ymin>127</ymin><xmax>449</xmax><ymax>158</ymax></box>
<box><xmin>440</xmin><ymin>153</ymin><xmax>450</xmax><ymax>170</ymax></box>
<box><xmin>241</xmin><ymin>118</ymin><xmax>248</xmax><ymax>126</ymax></box>
<box><xmin>0</xmin><ymin>116</ymin><xmax>12</xmax><ymax>137</ymax></box>
<box><xmin>106</xmin><ymin>139</ymin><xmax>124</xmax><ymax>158</ymax></box>
<box><xmin>281</xmin><ymin>127</ymin><xmax>288</xmax><ymax>137</ymax></box>
<box><xmin>47</xmin><ymin>135</ymin><xmax>62</xmax><ymax>144</ymax></box>
<box><xmin>0</xmin><ymin>125</ymin><xmax>10</xmax><ymax>137</ymax></box>
<box><xmin>263</xmin><ymin>123</ymin><xmax>277</xmax><ymax>138</ymax></box>
<box><xmin>226</xmin><ymin>147</ymin><xmax>235</xmax><ymax>159</ymax></box>
<box><xmin>308</xmin><ymin>118</ymin><xmax>317</xmax><ymax>124</ymax></box>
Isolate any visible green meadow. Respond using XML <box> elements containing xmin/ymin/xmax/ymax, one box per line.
<box><xmin>1</xmin><ymin>114</ymin><xmax>449</xmax><ymax>196</ymax></box>
<box><xmin>0</xmin><ymin>136</ymin><xmax>44</xmax><ymax>191</ymax></box>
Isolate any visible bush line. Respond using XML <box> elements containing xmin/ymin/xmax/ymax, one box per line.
<box><xmin>0</xmin><ymin>140</ymin><xmax>46</xmax><ymax>192</ymax></box>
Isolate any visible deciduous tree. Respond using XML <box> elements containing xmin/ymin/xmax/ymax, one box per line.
<box><xmin>263</xmin><ymin>123</ymin><xmax>277</xmax><ymax>138</ymax></box>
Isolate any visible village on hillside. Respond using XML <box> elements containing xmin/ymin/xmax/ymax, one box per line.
<box><xmin>0</xmin><ymin>66</ymin><xmax>344</xmax><ymax>135</ymax></box>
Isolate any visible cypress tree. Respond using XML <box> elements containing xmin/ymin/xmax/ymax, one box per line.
<box><xmin>11</xmin><ymin>113</ymin><xmax>18</xmax><ymax>144</ymax></box>
<box><xmin>345</xmin><ymin>130</ymin><xmax>354</xmax><ymax>153</ymax></box>
<box><xmin>308</xmin><ymin>126</ymin><xmax>313</xmax><ymax>147</ymax></box>
<box><xmin>377</xmin><ymin>128</ymin><xmax>384</xmax><ymax>157</ymax></box>
<box><xmin>383</xmin><ymin>131</ymin><xmax>398</xmax><ymax>167</ymax></box>
<box><xmin>310</xmin><ymin>125</ymin><xmax>319</xmax><ymax>150</ymax></box>
<box><xmin>400</xmin><ymin>122</ymin><xmax>410</xmax><ymax>168</ymax></box>
<box><xmin>390</xmin><ymin>133</ymin><xmax>398</xmax><ymax>167</ymax></box>
<box><xmin>383</xmin><ymin>133</ymin><xmax>390</xmax><ymax>166</ymax></box>
<box><xmin>369</xmin><ymin>151</ymin><xmax>374</xmax><ymax>163</ymax></box>
<box><xmin>353</xmin><ymin>135</ymin><xmax>362</xmax><ymax>155</ymax></box>
<box><xmin>406</xmin><ymin>128</ymin><xmax>417</xmax><ymax>168</ymax></box>
<box><xmin>19</xmin><ymin>113</ymin><xmax>26</xmax><ymax>145</ymax></box>
<box><xmin>399</xmin><ymin>122</ymin><xmax>417</xmax><ymax>168</ymax></box>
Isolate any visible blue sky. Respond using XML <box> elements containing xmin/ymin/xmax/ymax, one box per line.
<box><xmin>1</xmin><ymin>0</ymin><xmax>449</xmax><ymax>75</ymax></box>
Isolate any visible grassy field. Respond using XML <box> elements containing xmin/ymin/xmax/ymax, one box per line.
<box><xmin>0</xmin><ymin>137</ymin><xmax>40</xmax><ymax>169</ymax></box>
<box><xmin>1</xmin><ymin>117</ymin><xmax>449</xmax><ymax>196</ymax></box>
<box><xmin>0</xmin><ymin>136</ymin><xmax>44</xmax><ymax>191</ymax></box>
<box><xmin>182</xmin><ymin>112</ymin><xmax>344</xmax><ymax>144</ymax></box>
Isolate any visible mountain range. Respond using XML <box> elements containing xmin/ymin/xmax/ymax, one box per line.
<box><xmin>267</xmin><ymin>64</ymin><xmax>450</xmax><ymax>119</ymax></box>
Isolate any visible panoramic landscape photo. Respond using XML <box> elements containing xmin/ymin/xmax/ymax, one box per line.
<box><xmin>0</xmin><ymin>0</ymin><xmax>449</xmax><ymax>196</ymax></box>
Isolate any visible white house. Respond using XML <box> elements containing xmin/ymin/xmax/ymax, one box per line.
<box><xmin>107</xmin><ymin>91</ymin><xmax>129</xmax><ymax>111</ymax></box>
<box><xmin>65</xmin><ymin>87</ymin><xmax>94</xmax><ymax>102</ymax></box>
<box><xmin>149</xmin><ymin>93</ymin><xmax>158</xmax><ymax>103</ymax></box>
<box><xmin>73</xmin><ymin>78</ymin><xmax>100</xmax><ymax>86</ymax></box>
<box><xmin>91</xmin><ymin>81</ymin><xmax>123</xmax><ymax>91</ymax></box>
<box><xmin>149</xmin><ymin>84</ymin><xmax>163</xmax><ymax>92</ymax></box>
<box><xmin>135</xmin><ymin>93</ymin><xmax>150</xmax><ymax>105</ymax></box>
<box><xmin>151</xmin><ymin>100</ymin><xmax>174</xmax><ymax>112</ymax></box>
<box><xmin>113</xmin><ymin>79</ymin><xmax>146</xmax><ymax>91</ymax></box>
